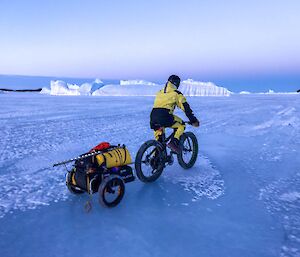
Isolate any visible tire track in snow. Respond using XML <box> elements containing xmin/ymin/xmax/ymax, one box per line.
<box><xmin>164</xmin><ymin>155</ymin><xmax>225</xmax><ymax>202</ymax></box>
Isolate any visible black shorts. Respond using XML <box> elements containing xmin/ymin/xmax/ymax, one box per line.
<box><xmin>150</xmin><ymin>108</ymin><xmax>174</xmax><ymax>130</ymax></box>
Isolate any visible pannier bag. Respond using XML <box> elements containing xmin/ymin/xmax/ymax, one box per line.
<box><xmin>96</xmin><ymin>146</ymin><xmax>132</xmax><ymax>168</ymax></box>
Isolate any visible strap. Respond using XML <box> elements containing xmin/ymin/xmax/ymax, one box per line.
<box><xmin>102</xmin><ymin>154</ymin><xmax>107</xmax><ymax>166</ymax></box>
<box><xmin>115</xmin><ymin>148</ymin><xmax>122</xmax><ymax>163</ymax></box>
<box><xmin>124</xmin><ymin>147</ymin><xmax>127</xmax><ymax>163</ymax></box>
<box><xmin>164</xmin><ymin>82</ymin><xmax>168</xmax><ymax>93</ymax></box>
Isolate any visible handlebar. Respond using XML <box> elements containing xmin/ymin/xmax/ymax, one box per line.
<box><xmin>183</xmin><ymin>121</ymin><xmax>200</xmax><ymax>127</ymax></box>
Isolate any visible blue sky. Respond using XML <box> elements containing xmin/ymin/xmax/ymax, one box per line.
<box><xmin>0</xmin><ymin>0</ymin><xmax>299</xmax><ymax>90</ymax></box>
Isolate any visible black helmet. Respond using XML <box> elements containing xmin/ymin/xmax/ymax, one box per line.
<box><xmin>168</xmin><ymin>75</ymin><xmax>181</xmax><ymax>88</ymax></box>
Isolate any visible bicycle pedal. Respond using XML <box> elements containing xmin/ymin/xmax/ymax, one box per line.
<box><xmin>167</xmin><ymin>155</ymin><xmax>174</xmax><ymax>165</ymax></box>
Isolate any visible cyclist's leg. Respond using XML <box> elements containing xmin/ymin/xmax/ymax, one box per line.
<box><xmin>154</xmin><ymin>127</ymin><xmax>165</xmax><ymax>142</ymax></box>
<box><xmin>171</xmin><ymin>115</ymin><xmax>186</xmax><ymax>140</ymax></box>
<box><xmin>151</xmin><ymin>128</ymin><xmax>165</xmax><ymax>169</ymax></box>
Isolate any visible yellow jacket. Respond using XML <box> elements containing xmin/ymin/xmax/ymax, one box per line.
<box><xmin>153</xmin><ymin>81</ymin><xmax>187</xmax><ymax>114</ymax></box>
<box><xmin>151</xmin><ymin>82</ymin><xmax>198</xmax><ymax>125</ymax></box>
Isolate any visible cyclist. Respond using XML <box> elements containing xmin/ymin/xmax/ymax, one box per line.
<box><xmin>150</xmin><ymin>75</ymin><xmax>200</xmax><ymax>153</ymax></box>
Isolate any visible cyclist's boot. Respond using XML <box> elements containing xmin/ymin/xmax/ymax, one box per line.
<box><xmin>150</xmin><ymin>155</ymin><xmax>158</xmax><ymax>169</ymax></box>
<box><xmin>166</xmin><ymin>155</ymin><xmax>174</xmax><ymax>165</ymax></box>
<box><xmin>167</xmin><ymin>138</ymin><xmax>181</xmax><ymax>154</ymax></box>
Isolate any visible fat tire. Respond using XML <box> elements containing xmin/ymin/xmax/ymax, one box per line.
<box><xmin>135</xmin><ymin>140</ymin><xmax>165</xmax><ymax>183</ymax></box>
<box><xmin>177</xmin><ymin>132</ymin><xmax>198</xmax><ymax>169</ymax></box>
<box><xmin>98</xmin><ymin>175</ymin><xmax>125</xmax><ymax>208</ymax></box>
<box><xmin>66</xmin><ymin>172</ymin><xmax>84</xmax><ymax>194</ymax></box>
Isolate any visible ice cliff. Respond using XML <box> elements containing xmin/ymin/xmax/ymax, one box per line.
<box><xmin>41</xmin><ymin>79</ymin><xmax>232</xmax><ymax>96</ymax></box>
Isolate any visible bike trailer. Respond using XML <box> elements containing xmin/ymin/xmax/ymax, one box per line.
<box><xmin>54</xmin><ymin>142</ymin><xmax>135</xmax><ymax>208</ymax></box>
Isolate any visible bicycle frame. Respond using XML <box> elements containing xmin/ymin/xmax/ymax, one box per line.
<box><xmin>159</xmin><ymin>129</ymin><xmax>174</xmax><ymax>145</ymax></box>
<box><xmin>146</xmin><ymin>121</ymin><xmax>192</xmax><ymax>163</ymax></box>
<box><xmin>157</xmin><ymin>120</ymin><xmax>191</xmax><ymax>149</ymax></box>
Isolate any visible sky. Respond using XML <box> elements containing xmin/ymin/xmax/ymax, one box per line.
<box><xmin>0</xmin><ymin>0</ymin><xmax>299</xmax><ymax>91</ymax></box>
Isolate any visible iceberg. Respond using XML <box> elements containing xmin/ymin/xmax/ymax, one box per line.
<box><xmin>40</xmin><ymin>87</ymin><xmax>51</xmax><ymax>94</ymax></box>
<box><xmin>49</xmin><ymin>80</ymin><xmax>80</xmax><ymax>96</ymax></box>
<box><xmin>41</xmin><ymin>78</ymin><xmax>232</xmax><ymax>96</ymax></box>
<box><xmin>79</xmin><ymin>83</ymin><xmax>92</xmax><ymax>95</ymax></box>
<box><xmin>258</xmin><ymin>89</ymin><xmax>299</xmax><ymax>95</ymax></box>
<box><xmin>41</xmin><ymin>79</ymin><xmax>104</xmax><ymax>96</ymax></box>
<box><xmin>94</xmin><ymin>78</ymin><xmax>103</xmax><ymax>84</ymax></box>
<box><xmin>90</xmin><ymin>79</ymin><xmax>104</xmax><ymax>93</ymax></box>
<box><xmin>179</xmin><ymin>79</ymin><xmax>231</xmax><ymax>96</ymax></box>
<box><xmin>93</xmin><ymin>79</ymin><xmax>231</xmax><ymax>96</ymax></box>
<box><xmin>266</xmin><ymin>89</ymin><xmax>275</xmax><ymax>94</ymax></box>
<box><xmin>92</xmin><ymin>83</ymin><xmax>161</xmax><ymax>96</ymax></box>
<box><xmin>120</xmin><ymin>80</ymin><xmax>158</xmax><ymax>86</ymax></box>
<box><xmin>92</xmin><ymin>80</ymin><xmax>161</xmax><ymax>96</ymax></box>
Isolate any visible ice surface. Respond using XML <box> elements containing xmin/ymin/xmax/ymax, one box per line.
<box><xmin>165</xmin><ymin>156</ymin><xmax>224</xmax><ymax>200</ymax></box>
<box><xmin>0</xmin><ymin>93</ymin><xmax>299</xmax><ymax>257</ymax></box>
<box><xmin>259</xmin><ymin>173</ymin><xmax>300</xmax><ymax>257</ymax></box>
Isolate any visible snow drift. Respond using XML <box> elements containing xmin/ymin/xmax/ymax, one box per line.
<box><xmin>41</xmin><ymin>78</ymin><xmax>231</xmax><ymax>96</ymax></box>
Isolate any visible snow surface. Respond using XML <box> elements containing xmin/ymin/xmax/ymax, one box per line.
<box><xmin>0</xmin><ymin>93</ymin><xmax>299</xmax><ymax>257</ymax></box>
<box><xmin>41</xmin><ymin>79</ymin><xmax>232</xmax><ymax>96</ymax></box>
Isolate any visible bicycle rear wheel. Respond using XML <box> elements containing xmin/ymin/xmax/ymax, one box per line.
<box><xmin>177</xmin><ymin>132</ymin><xmax>198</xmax><ymax>169</ymax></box>
<box><xmin>135</xmin><ymin>140</ymin><xmax>165</xmax><ymax>183</ymax></box>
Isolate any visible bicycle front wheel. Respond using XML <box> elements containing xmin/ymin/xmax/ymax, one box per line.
<box><xmin>177</xmin><ymin>132</ymin><xmax>198</xmax><ymax>169</ymax></box>
<box><xmin>135</xmin><ymin>140</ymin><xmax>165</xmax><ymax>183</ymax></box>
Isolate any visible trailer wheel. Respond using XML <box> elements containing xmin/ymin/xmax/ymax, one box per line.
<box><xmin>99</xmin><ymin>175</ymin><xmax>125</xmax><ymax>207</ymax></box>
